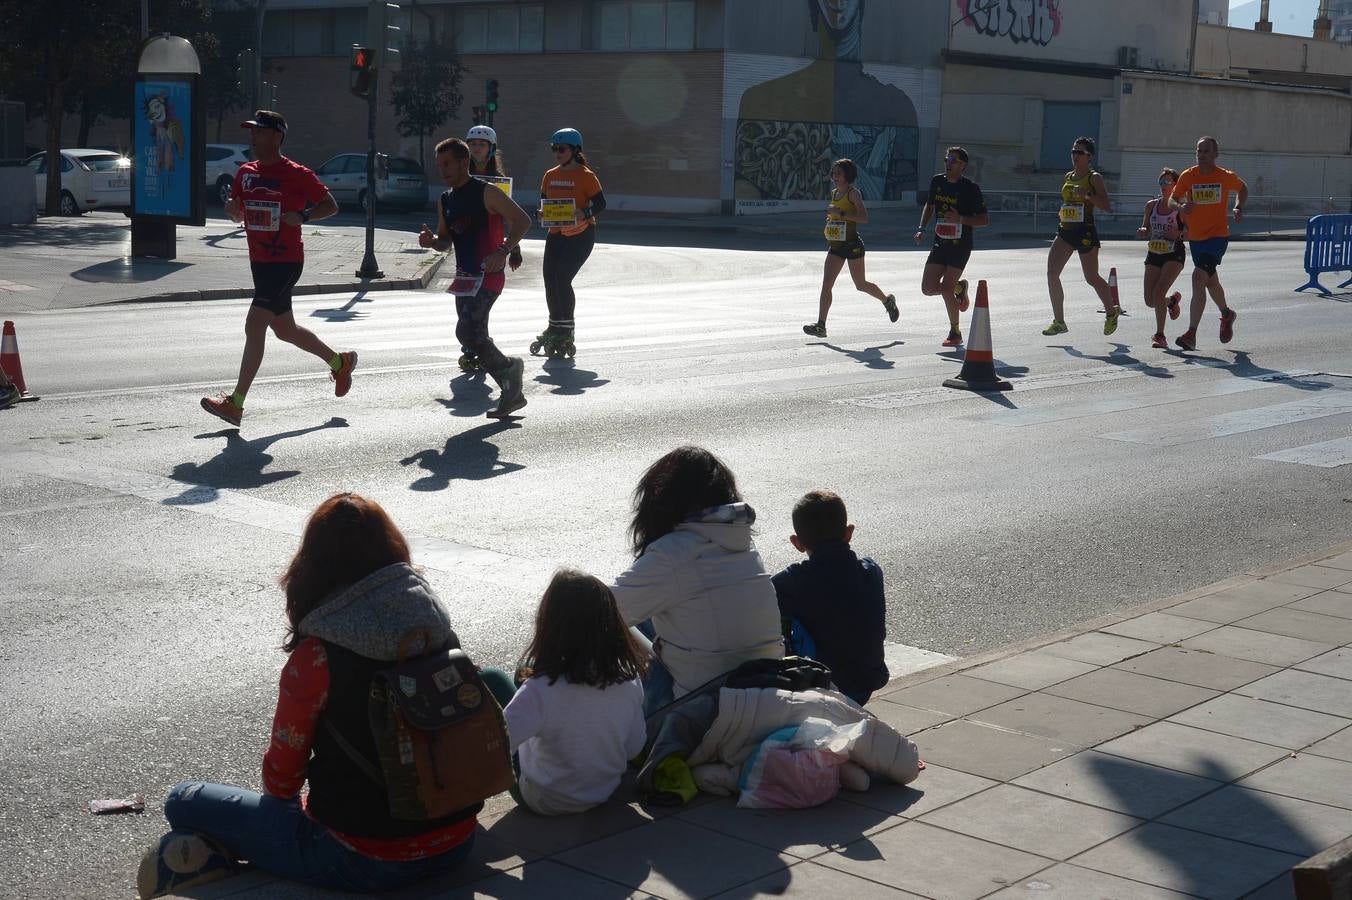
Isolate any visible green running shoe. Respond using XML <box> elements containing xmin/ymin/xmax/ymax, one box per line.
<box><xmin>1103</xmin><ymin>309</ymin><xmax>1120</xmax><ymax>336</ymax></box>
<box><xmin>1042</xmin><ymin>320</ymin><xmax>1068</xmax><ymax>336</ymax></box>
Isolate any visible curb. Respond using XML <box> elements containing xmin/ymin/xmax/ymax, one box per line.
<box><xmin>98</xmin><ymin>253</ymin><xmax>447</xmax><ymax>307</ymax></box>
<box><xmin>879</xmin><ymin>535</ymin><xmax>1352</xmax><ymax>697</ymax></box>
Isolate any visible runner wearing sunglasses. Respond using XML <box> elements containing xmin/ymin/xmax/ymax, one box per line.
<box><xmin>1043</xmin><ymin>136</ymin><xmax>1120</xmax><ymax>338</ymax></box>
<box><xmin>915</xmin><ymin>146</ymin><xmax>988</xmax><ymax>347</ymax></box>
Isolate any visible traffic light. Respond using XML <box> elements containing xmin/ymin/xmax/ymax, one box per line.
<box><xmin>349</xmin><ymin>46</ymin><xmax>375</xmax><ymax>98</ymax></box>
<box><xmin>366</xmin><ymin>0</ymin><xmax>402</xmax><ymax>70</ymax></box>
<box><xmin>236</xmin><ymin>49</ymin><xmax>256</xmax><ymax>97</ymax></box>
<box><xmin>485</xmin><ymin>79</ymin><xmax>499</xmax><ymax>115</ymax></box>
<box><xmin>471</xmin><ymin>105</ymin><xmax>486</xmax><ymax>125</ymax></box>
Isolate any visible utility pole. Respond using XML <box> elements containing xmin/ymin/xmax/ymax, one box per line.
<box><xmin>357</xmin><ymin>66</ymin><xmax>383</xmax><ymax>278</ymax></box>
<box><xmin>252</xmin><ymin>0</ymin><xmax>268</xmax><ymax>110</ymax></box>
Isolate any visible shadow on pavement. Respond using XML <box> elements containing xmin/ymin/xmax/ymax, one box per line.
<box><xmin>71</xmin><ymin>258</ymin><xmax>191</xmax><ymax>284</ymax></box>
<box><xmin>164</xmin><ymin>417</ymin><xmax>350</xmax><ymax>504</ymax></box>
<box><xmin>534</xmin><ymin>358</ymin><xmax>610</xmax><ymax>394</ymax></box>
<box><xmin>812</xmin><ymin>340</ymin><xmax>904</xmax><ymax>370</ymax></box>
<box><xmin>1173</xmin><ymin>350</ymin><xmax>1333</xmax><ymax>391</ymax></box>
<box><xmin>310</xmin><ymin>289</ymin><xmax>374</xmax><ymax>321</ymax></box>
<box><xmin>437</xmin><ymin>373</ymin><xmax>495</xmax><ymax>417</ymax></box>
<box><xmin>0</xmin><ymin>219</ymin><xmax>131</xmax><ymax>248</ymax></box>
<box><xmin>400</xmin><ymin>421</ymin><xmax>523</xmax><ymax>489</ymax></box>
<box><xmin>1053</xmin><ymin>342</ymin><xmax>1173</xmax><ymax>379</ymax></box>
<box><xmin>937</xmin><ymin>348</ymin><xmax>1030</xmax><ymax>380</ymax></box>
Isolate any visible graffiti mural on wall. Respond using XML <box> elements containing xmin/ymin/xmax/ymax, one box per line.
<box><xmin>735</xmin><ymin>0</ymin><xmax>920</xmax><ymax>202</ymax></box>
<box><xmin>957</xmin><ymin>0</ymin><xmax>1062</xmax><ymax>46</ymax></box>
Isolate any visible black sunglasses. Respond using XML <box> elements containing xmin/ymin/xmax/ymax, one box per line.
<box><xmin>1071</xmin><ymin>148</ymin><xmax>1090</xmax><ymax>156</ymax></box>
<box><xmin>551</xmin><ymin>145</ymin><xmax>572</xmax><ymax>153</ymax></box>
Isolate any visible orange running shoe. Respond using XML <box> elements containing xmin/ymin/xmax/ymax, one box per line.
<box><xmin>332</xmin><ymin>351</ymin><xmax>358</xmax><ymax>397</ymax></box>
<box><xmin>200</xmin><ymin>393</ymin><xmax>243</xmax><ymax>427</ymax></box>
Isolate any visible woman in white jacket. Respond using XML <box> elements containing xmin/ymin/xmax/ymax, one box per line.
<box><xmin>613</xmin><ymin>446</ymin><xmax>784</xmax><ymax>715</ymax></box>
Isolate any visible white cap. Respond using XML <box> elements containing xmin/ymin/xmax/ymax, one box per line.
<box><xmin>466</xmin><ymin>125</ymin><xmax>497</xmax><ymax>144</ymax></box>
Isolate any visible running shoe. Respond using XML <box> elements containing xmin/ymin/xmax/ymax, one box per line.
<box><xmin>1219</xmin><ymin>308</ymin><xmax>1237</xmax><ymax>344</ymax></box>
<box><xmin>1151</xmin><ymin>332</ymin><xmax>1168</xmax><ymax>349</ymax></box>
<box><xmin>1167</xmin><ymin>291</ymin><xmax>1182</xmax><ymax>320</ymax></box>
<box><xmin>942</xmin><ymin>330</ymin><xmax>963</xmax><ymax>347</ymax></box>
<box><xmin>883</xmin><ymin>294</ymin><xmax>899</xmax><ymax>323</ymax></box>
<box><xmin>487</xmin><ymin>357</ymin><xmax>526</xmax><ymax>418</ymax></box>
<box><xmin>1103</xmin><ymin>308</ymin><xmax>1120</xmax><ymax>336</ymax></box>
<box><xmin>956</xmin><ymin>279</ymin><xmax>970</xmax><ymax>313</ymax></box>
<box><xmin>1041</xmin><ymin>320</ymin><xmax>1068</xmax><ymax>336</ymax></box>
<box><xmin>331</xmin><ymin>351</ymin><xmax>358</xmax><ymax>397</ymax></box>
<box><xmin>802</xmin><ymin>322</ymin><xmax>827</xmax><ymax>338</ymax></box>
<box><xmin>0</xmin><ymin>384</ymin><xmax>19</xmax><ymax>409</ymax></box>
<box><xmin>1175</xmin><ymin>329</ymin><xmax>1197</xmax><ymax>351</ymax></box>
<box><xmin>200</xmin><ymin>393</ymin><xmax>243</xmax><ymax>427</ymax></box>
<box><xmin>137</xmin><ymin>830</ymin><xmax>237</xmax><ymax>899</ymax></box>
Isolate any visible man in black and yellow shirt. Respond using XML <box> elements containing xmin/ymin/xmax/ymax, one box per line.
<box><xmin>915</xmin><ymin>147</ymin><xmax>988</xmax><ymax>347</ymax></box>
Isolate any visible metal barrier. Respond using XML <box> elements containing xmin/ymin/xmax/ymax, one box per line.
<box><xmin>1296</xmin><ymin>214</ymin><xmax>1352</xmax><ymax>293</ymax></box>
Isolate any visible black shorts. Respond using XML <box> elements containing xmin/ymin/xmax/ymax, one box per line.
<box><xmin>250</xmin><ymin>261</ymin><xmax>304</xmax><ymax>315</ymax></box>
<box><xmin>826</xmin><ymin>236</ymin><xmax>866</xmax><ymax>260</ymax></box>
<box><xmin>1144</xmin><ymin>245</ymin><xmax>1186</xmax><ymax>268</ymax></box>
<box><xmin>926</xmin><ymin>242</ymin><xmax>972</xmax><ymax>271</ymax></box>
<box><xmin>1056</xmin><ymin>224</ymin><xmax>1101</xmax><ymax>255</ymax></box>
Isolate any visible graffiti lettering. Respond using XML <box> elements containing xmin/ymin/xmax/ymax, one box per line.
<box><xmin>958</xmin><ymin>0</ymin><xmax>1061</xmax><ymax>46</ymax></box>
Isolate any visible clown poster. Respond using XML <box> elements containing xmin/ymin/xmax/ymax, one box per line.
<box><xmin>133</xmin><ymin>79</ymin><xmax>192</xmax><ymax>218</ymax></box>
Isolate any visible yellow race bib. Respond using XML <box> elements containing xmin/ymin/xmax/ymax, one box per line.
<box><xmin>539</xmin><ymin>198</ymin><xmax>577</xmax><ymax>228</ymax></box>
<box><xmin>1191</xmin><ymin>184</ymin><xmax>1221</xmax><ymax>204</ymax></box>
<box><xmin>1058</xmin><ymin>204</ymin><xmax>1083</xmax><ymax>224</ymax></box>
<box><xmin>823</xmin><ymin>220</ymin><xmax>847</xmax><ymax>242</ymax></box>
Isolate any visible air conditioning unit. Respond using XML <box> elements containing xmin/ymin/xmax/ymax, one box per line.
<box><xmin>1118</xmin><ymin>45</ymin><xmax>1139</xmax><ymax>68</ymax></box>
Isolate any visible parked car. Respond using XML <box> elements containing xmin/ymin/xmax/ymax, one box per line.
<box><xmin>26</xmin><ymin>149</ymin><xmax>131</xmax><ymax>215</ymax></box>
<box><xmin>315</xmin><ymin>153</ymin><xmax>428</xmax><ymax>212</ymax></box>
<box><xmin>205</xmin><ymin>143</ymin><xmax>252</xmax><ymax>204</ymax></box>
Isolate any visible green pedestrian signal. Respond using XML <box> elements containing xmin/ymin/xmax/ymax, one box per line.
<box><xmin>485</xmin><ymin>79</ymin><xmax>499</xmax><ymax>114</ymax></box>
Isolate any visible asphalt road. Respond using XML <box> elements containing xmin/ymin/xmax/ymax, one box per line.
<box><xmin>2</xmin><ymin>237</ymin><xmax>1350</xmax><ymax>896</ymax></box>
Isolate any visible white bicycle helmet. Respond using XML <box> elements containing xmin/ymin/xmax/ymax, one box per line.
<box><xmin>466</xmin><ymin>125</ymin><xmax>497</xmax><ymax>144</ymax></box>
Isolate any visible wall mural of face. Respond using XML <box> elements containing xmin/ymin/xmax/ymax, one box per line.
<box><xmin>815</xmin><ymin>0</ymin><xmax>862</xmax><ymax>34</ymax></box>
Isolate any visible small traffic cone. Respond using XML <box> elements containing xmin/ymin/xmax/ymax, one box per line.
<box><xmin>1109</xmin><ymin>267</ymin><xmax>1120</xmax><ymax>311</ymax></box>
<box><xmin>943</xmin><ymin>280</ymin><xmax>1012</xmax><ymax>392</ymax></box>
<box><xmin>1</xmin><ymin>320</ymin><xmax>33</xmax><ymax>398</ymax></box>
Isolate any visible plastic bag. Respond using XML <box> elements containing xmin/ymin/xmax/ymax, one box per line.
<box><xmin>736</xmin><ymin>726</ymin><xmax>848</xmax><ymax>809</ymax></box>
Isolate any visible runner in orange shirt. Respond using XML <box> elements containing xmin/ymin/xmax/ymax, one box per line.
<box><xmin>532</xmin><ymin>128</ymin><xmax>604</xmax><ymax>359</ymax></box>
<box><xmin>1169</xmin><ymin>136</ymin><xmax>1247</xmax><ymax>350</ymax></box>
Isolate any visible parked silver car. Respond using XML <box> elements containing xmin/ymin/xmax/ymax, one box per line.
<box><xmin>26</xmin><ymin>149</ymin><xmax>131</xmax><ymax>215</ymax></box>
<box><xmin>315</xmin><ymin>153</ymin><xmax>428</xmax><ymax>212</ymax></box>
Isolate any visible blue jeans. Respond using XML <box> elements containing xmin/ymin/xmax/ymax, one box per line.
<box><xmin>636</xmin><ymin>620</ymin><xmax>675</xmax><ymax>717</ymax></box>
<box><xmin>164</xmin><ymin>781</ymin><xmax>474</xmax><ymax>892</ymax></box>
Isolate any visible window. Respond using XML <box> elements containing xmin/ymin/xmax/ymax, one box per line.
<box><xmin>206</xmin><ymin>146</ymin><xmax>232</xmax><ymax>162</ymax></box>
<box><xmin>451</xmin><ymin>5</ymin><xmax>543</xmax><ymax>53</ymax></box>
<box><xmin>596</xmin><ymin>0</ymin><xmax>695</xmax><ymax>51</ymax></box>
<box><xmin>261</xmin><ymin>11</ymin><xmax>294</xmax><ymax>57</ymax></box>
<box><xmin>487</xmin><ymin>7</ymin><xmax>517</xmax><ymax>51</ymax></box>
<box><xmin>520</xmin><ymin>5</ymin><xmax>543</xmax><ymax>52</ymax></box>
<box><xmin>343</xmin><ymin>155</ymin><xmax>367</xmax><ymax>175</ymax></box>
<box><xmin>292</xmin><ymin>11</ymin><xmax>327</xmax><ymax>56</ymax></box>
<box><xmin>333</xmin><ymin>9</ymin><xmax>364</xmax><ymax>54</ymax></box>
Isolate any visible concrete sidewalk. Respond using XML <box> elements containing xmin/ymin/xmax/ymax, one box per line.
<box><xmin>163</xmin><ymin>542</ymin><xmax>1352</xmax><ymax>900</ymax></box>
<box><xmin>0</xmin><ymin>216</ymin><xmax>444</xmax><ymax>314</ymax></box>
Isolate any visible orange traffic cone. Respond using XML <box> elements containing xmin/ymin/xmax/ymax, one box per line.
<box><xmin>1109</xmin><ymin>267</ymin><xmax>1120</xmax><ymax>311</ymax></box>
<box><xmin>943</xmin><ymin>281</ymin><xmax>1012</xmax><ymax>392</ymax></box>
<box><xmin>1</xmin><ymin>320</ymin><xmax>31</xmax><ymax>397</ymax></box>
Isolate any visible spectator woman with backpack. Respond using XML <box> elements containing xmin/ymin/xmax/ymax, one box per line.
<box><xmin>139</xmin><ymin>493</ymin><xmax>515</xmax><ymax>897</ymax></box>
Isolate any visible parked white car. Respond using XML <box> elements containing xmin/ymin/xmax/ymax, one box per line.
<box><xmin>205</xmin><ymin>143</ymin><xmax>252</xmax><ymax>205</ymax></box>
<box><xmin>26</xmin><ymin>149</ymin><xmax>131</xmax><ymax>215</ymax></box>
<box><xmin>315</xmin><ymin>153</ymin><xmax>428</xmax><ymax>212</ymax></box>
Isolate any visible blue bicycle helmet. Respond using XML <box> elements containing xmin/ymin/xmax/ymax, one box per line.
<box><xmin>549</xmin><ymin>128</ymin><xmax>583</xmax><ymax>149</ymax></box>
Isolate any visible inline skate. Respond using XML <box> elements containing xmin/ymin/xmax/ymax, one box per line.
<box><xmin>528</xmin><ymin>327</ymin><xmax>576</xmax><ymax>359</ymax></box>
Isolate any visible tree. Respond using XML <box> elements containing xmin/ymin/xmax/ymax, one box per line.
<box><xmin>389</xmin><ymin>32</ymin><xmax>464</xmax><ymax>175</ymax></box>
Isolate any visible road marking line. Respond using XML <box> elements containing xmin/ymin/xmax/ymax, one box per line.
<box><xmin>1258</xmin><ymin>435</ymin><xmax>1352</xmax><ymax>468</ymax></box>
<box><xmin>1101</xmin><ymin>394</ymin><xmax>1352</xmax><ymax>446</ymax></box>
<box><xmin>967</xmin><ymin>373</ymin><xmax>1281</xmax><ymax>426</ymax></box>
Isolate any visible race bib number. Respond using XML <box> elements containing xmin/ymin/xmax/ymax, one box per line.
<box><xmin>447</xmin><ymin>272</ymin><xmax>484</xmax><ymax>297</ymax></box>
<box><xmin>244</xmin><ymin>200</ymin><xmax>281</xmax><ymax>232</ymax></box>
<box><xmin>1191</xmin><ymin>184</ymin><xmax>1222</xmax><ymax>204</ymax></box>
<box><xmin>1148</xmin><ymin>239</ymin><xmax>1172</xmax><ymax>254</ymax></box>
<box><xmin>539</xmin><ymin>198</ymin><xmax>577</xmax><ymax>228</ymax></box>
<box><xmin>474</xmin><ymin>175</ymin><xmax>513</xmax><ymax>198</ymax></box>
<box><xmin>935</xmin><ymin>221</ymin><xmax>961</xmax><ymax>241</ymax></box>
<box><xmin>1058</xmin><ymin>204</ymin><xmax>1083</xmax><ymax>224</ymax></box>
<box><xmin>823</xmin><ymin>220</ymin><xmax>847</xmax><ymax>242</ymax></box>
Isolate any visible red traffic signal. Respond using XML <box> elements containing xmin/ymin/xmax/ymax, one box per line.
<box><xmin>349</xmin><ymin>46</ymin><xmax>375</xmax><ymax>98</ymax></box>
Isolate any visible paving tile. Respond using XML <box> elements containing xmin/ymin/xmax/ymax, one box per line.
<box><xmin>1294</xmin><ymin>646</ymin><xmax>1352</xmax><ymax>681</ymax></box>
<box><xmin>1235</xmin><ymin>669</ymin><xmax>1352</xmax><ymax>718</ymax></box>
<box><xmin>1044</xmin><ymin>668</ymin><xmax>1219</xmax><ymax>718</ymax></box>
<box><xmin>1286</xmin><ymin>589</ymin><xmax>1352</xmax><ymax>620</ymax></box>
<box><xmin>987</xmin><ymin>862</ymin><xmax>1193</xmax><ymax>898</ymax></box>
<box><xmin>707</xmin><ymin>859</ymin><xmax>928</xmax><ymax>898</ymax></box>
<box><xmin>908</xmin><ymin>719</ymin><xmax>1076</xmax><ymax>781</ymax></box>
<box><xmin>1095</xmin><ymin>721</ymin><xmax>1290</xmax><ymax>780</ymax></box>
<box><xmin>1233</xmin><ymin>607</ymin><xmax>1352</xmax><ymax>644</ymax></box>
<box><xmin>1238</xmin><ymin>752</ymin><xmax>1352</xmax><ymax>810</ymax></box>
<box><xmin>1012</xmin><ymin>750</ymin><xmax>1223</xmax><ymax>819</ymax></box>
<box><xmin>1318</xmin><ymin>550</ymin><xmax>1352</xmax><ymax>571</ymax></box>
<box><xmin>818</xmin><ymin>820</ymin><xmax>1051</xmax><ymax>900</ymax></box>
<box><xmin>1159</xmin><ymin>784</ymin><xmax>1352</xmax><ymax>857</ymax></box>
<box><xmin>1242</xmin><ymin>873</ymin><xmax>1298</xmax><ymax>900</ymax></box>
<box><xmin>919</xmin><ymin>784</ymin><xmax>1140</xmax><ymax>860</ymax></box>
<box><xmin>674</xmin><ymin>794</ymin><xmax>900</xmax><ymax>860</ymax></box>
<box><xmin>553</xmin><ymin>817</ymin><xmax>792</xmax><ymax>900</ymax></box>
<box><xmin>867</xmin><ymin>699</ymin><xmax>953</xmax><ymax>736</ymax></box>
<box><xmin>1304</xmin><ymin>726</ymin><xmax>1352</xmax><ymax>763</ymax></box>
<box><xmin>477</xmin><ymin>798</ymin><xmax>667</xmax><ymax>857</ymax></box>
<box><xmin>1266</xmin><ymin>564</ymin><xmax>1352</xmax><ymax>590</ymax></box>
<box><xmin>882</xmin><ymin>674</ymin><xmax>1026</xmax><ymax>718</ymax></box>
<box><xmin>1040</xmin><ymin>631</ymin><xmax>1160</xmax><ymax>666</ymax></box>
<box><xmin>970</xmin><ymin>692</ymin><xmax>1151</xmax><ymax>748</ymax></box>
<box><xmin>1179</xmin><ymin>625</ymin><xmax>1333</xmax><ymax>667</ymax></box>
<box><xmin>1168</xmin><ymin>693</ymin><xmax>1351</xmax><ymax>750</ymax></box>
<box><xmin>965</xmin><ymin>651</ymin><xmax>1098</xmax><ymax>690</ymax></box>
<box><xmin>1071</xmin><ymin>822</ymin><xmax>1302</xmax><ymax>898</ymax></box>
<box><xmin>1110</xmin><ymin>646</ymin><xmax>1278</xmax><ymax>691</ymax></box>
<box><xmin>840</xmin><ymin>763</ymin><xmax>997</xmax><ymax>818</ymax></box>
<box><xmin>1100</xmin><ymin>612</ymin><xmax>1217</xmax><ymax>644</ymax></box>
<box><xmin>1167</xmin><ymin>584</ymin><xmax>1312</xmax><ymax>624</ymax></box>
<box><xmin>433</xmin><ymin>860</ymin><xmax>657</xmax><ymax>899</ymax></box>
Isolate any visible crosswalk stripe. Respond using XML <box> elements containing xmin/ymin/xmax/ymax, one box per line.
<box><xmin>1101</xmin><ymin>394</ymin><xmax>1352</xmax><ymax>446</ymax></box>
<box><xmin>1258</xmin><ymin>435</ymin><xmax>1352</xmax><ymax>468</ymax></box>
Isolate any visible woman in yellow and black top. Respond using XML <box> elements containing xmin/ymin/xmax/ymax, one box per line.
<box><xmin>1043</xmin><ymin>136</ymin><xmax>1120</xmax><ymax>337</ymax></box>
<box><xmin>802</xmin><ymin>158</ymin><xmax>897</xmax><ymax>338</ymax></box>
<box><xmin>532</xmin><ymin>127</ymin><xmax>604</xmax><ymax>359</ymax></box>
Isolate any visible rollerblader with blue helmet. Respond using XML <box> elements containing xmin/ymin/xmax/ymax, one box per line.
<box><xmin>533</xmin><ymin>127</ymin><xmax>605</xmax><ymax>360</ymax></box>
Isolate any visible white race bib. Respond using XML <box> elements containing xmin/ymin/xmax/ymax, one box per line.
<box><xmin>447</xmin><ymin>272</ymin><xmax>484</xmax><ymax>297</ymax></box>
<box><xmin>539</xmin><ymin>198</ymin><xmax>577</xmax><ymax>228</ymax></box>
<box><xmin>823</xmin><ymin>220</ymin><xmax>847</xmax><ymax>242</ymax></box>
<box><xmin>1058</xmin><ymin>204</ymin><xmax>1083</xmax><ymax>224</ymax></box>
<box><xmin>935</xmin><ymin>221</ymin><xmax>961</xmax><ymax>241</ymax></box>
<box><xmin>244</xmin><ymin>199</ymin><xmax>281</xmax><ymax>232</ymax></box>
<box><xmin>1191</xmin><ymin>184</ymin><xmax>1222</xmax><ymax>204</ymax></box>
